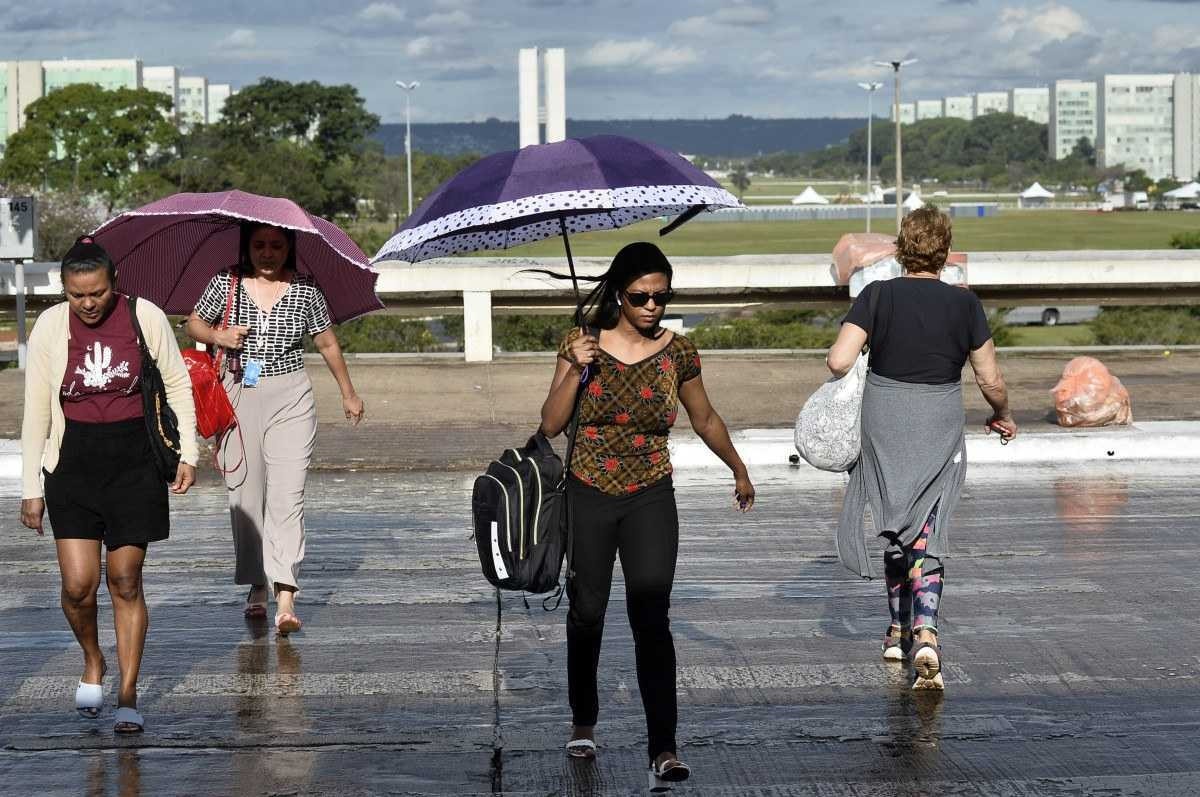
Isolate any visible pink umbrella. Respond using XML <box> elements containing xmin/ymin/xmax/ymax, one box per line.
<box><xmin>92</xmin><ymin>190</ymin><xmax>382</xmax><ymax>323</ymax></box>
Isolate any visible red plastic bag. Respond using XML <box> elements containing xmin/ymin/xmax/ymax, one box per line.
<box><xmin>182</xmin><ymin>348</ymin><xmax>237</xmax><ymax>439</ymax></box>
<box><xmin>1051</xmin><ymin>356</ymin><xmax>1132</xmax><ymax>427</ymax></box>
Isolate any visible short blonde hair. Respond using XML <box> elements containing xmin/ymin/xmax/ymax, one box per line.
<box><xmin>896</xmin><ymin>206</ymin><xmax>952</xmax><ymax>274</ymax></box>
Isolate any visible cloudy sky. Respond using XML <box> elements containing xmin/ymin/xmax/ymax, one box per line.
<box><xmin>4</xmin><ymin>0</ymin><xmax>1200</xmax><ymax>122</ymax></box>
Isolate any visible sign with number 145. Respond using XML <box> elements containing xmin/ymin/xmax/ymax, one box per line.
<box><xmin>1</xmin><ymin>196</ymin><xmax>37</xmax><ymax>259</ymax></box>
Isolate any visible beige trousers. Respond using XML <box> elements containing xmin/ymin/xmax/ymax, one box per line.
<box><xmin>219</xmin><ymin>369</ymin><xmax>317</xmax><ymax>592</ymax></box>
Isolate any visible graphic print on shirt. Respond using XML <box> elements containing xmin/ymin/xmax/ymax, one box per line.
<box><xmin>63</xmin><ymin>340</ymin><xmax>136</xmax><ymax>400</ymax></box>
<box><xmin>75</xmin><ymin>341</ymin><xmax>131</xmax><ymax>389</ymax></box>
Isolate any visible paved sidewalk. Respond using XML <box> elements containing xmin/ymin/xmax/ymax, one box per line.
<box><xmin>2</xmin><ymin>349</ymin><xmax>1197</xmax><ymax>471</ymax></box>
<box><xmin>2</xmin><ymin>465</ymin><xmax>1199</xmax><ymax>795</ymax></box>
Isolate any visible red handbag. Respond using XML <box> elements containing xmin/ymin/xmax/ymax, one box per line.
<box><xmin>184</xmin><ymin>270</ymin><xmax>239</xmax><ymax>441</ymax></box>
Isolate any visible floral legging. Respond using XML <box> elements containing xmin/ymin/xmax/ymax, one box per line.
<box><xmin>884</xmin><ymin>503</ymin><xmax>944</xmax><ymax>634</ymax></box>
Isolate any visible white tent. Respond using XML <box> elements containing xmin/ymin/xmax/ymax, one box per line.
<box><xmin>1164</xmin><ymin>181</ymin><xmax>1200</xmax><ymax>199</ymax></box>
<box><xmin>790</xmin><ymin>186</ymin><xmax>829</xmax><ymax>205</ymax></box>
<box><xmin>1021</xmin><ymin>181</ymin><xmax>1056</xmax><ymax>199</ymax></box>
<box><xmin>903</xmin><ymin>192</ymin><xmax>924</xmax><ymax>210</ymax></box>
<box><xmin>862</xmin><ymin>185</ymin><xmax>885</xmax><ymax>203</ymax></box>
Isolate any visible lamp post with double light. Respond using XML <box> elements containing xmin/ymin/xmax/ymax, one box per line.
<box><xmin>874</xmin><ymin>59</ymin><xmax>916</xmax><ymax>232</ymax></box>
<box><xmin>857</xmin><ymin>81</ymin><xmax>882</xmax><ymax>232</ymax></box>
<box><xmin>395</xmin><ymin>80</ymin><xmax>420</xmax><ymax>218</ymax></box>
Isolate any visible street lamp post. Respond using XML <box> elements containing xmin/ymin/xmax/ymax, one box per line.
<box><xmin>395</xmin><ymin>80</ymin><xmax>420</xmax><ymax>218</ymax></box>
<box><xmin>857</xmin><ymin>81</ymin><xmax>882</xmax><ymax>233</ymax></box>
<box><xmin>874</xmin><ymin>59</ymin><xmax>916</xmax><ymax>232</ymax></box>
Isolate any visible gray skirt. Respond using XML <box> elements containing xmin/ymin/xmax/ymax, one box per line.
<box><xmin>836</xmin><ymin>371</ymin><xmax>967</xmax><ymax>578</ymax></box>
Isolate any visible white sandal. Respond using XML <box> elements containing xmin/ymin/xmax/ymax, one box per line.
<box><xmin>565</xmin><ymin>738</ymin><xmax>596</xmax><ymax>759</ymax></box>
<box><xmin>113</xmin><ymin>706</ymin><xmax>145</xmax><ymax>734</ymax></box>
<box><xmin>75</xmin><ymin>681</ymin><xmax>104</xmax><ymax>719</ymax></box>
<box><xmin>649</xmin><ymin>757</ymin><xmax>691</xmax><ymax>792</ymax></box>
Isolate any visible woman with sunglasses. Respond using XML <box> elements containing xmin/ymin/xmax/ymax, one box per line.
<box><xmin>540</xmin><ymin>241</ymin><xmax>755</xmax><ymax>788</ymax></box>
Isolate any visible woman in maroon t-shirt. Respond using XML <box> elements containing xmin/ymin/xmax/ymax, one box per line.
<box><xmin>19</xmin><ymin>237</ymin><xmax>197</xmax><ymax>734</ymax></box>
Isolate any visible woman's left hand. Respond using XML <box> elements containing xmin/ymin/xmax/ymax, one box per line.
<box><xmin>733</xmin><ymin>471</ymin><xmax>755</xmax><ymax>512</ymax></box>
<box><xmin>343</xmin><ymin>394</ymin><xmax>365</xmax><ymax>425</ymax></box>
<box><xmin>171</xmin><ymin>463</ymin><xmax>196</xmax><ymax>495</ymax></box>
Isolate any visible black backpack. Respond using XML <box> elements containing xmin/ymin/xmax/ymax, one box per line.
<box><xmin>472</xmin><ymin>352</ymin><xmax>588</xmax><ymax>596</ymax></box>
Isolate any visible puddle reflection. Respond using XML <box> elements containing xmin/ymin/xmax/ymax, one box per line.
<box><xmin>85</xmin><ymin>749</ymin><xmax>142</xmax><ymax>797</ymax></box>
<box><xmin>881</xmin><ymin>675</ymin><xmax>944</xmax><ymax>777</ymax></box>
<box><xmin>1054</xmin><ymin>475</ymin><xmax>1130</xmax><ymax>559</ymax></box>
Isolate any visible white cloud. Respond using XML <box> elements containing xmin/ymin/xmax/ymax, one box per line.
<box><xmin>669</xmin><ymin>2</ymin><xmax>774</xmax><ymax>37</ymax></box>
<box><xmin>581</xmin><ymin>38</ymin><xmax>699</xmax><ymax>73</ymax></box>
<box><xmin>405</xmin><ymin>35</ymin><xmax>444</xmax><ymax>57</ymax></box>
<box><xmin>1152</xmin><ymin>23</ymin><xmax>1200</xmax><ymax>52</ymax></box>
<box><xmin>994</xmin><ymin>3</ymin><xmax>1087</xmax><ymax>46</ymax></box>
<box><xmin>357</xmin><ymin>2</ymin><xmax>406</xmax><ymax>23</ymax></box>
<box><xmin>219</xmin><ymin>28</ymin><xmax>256</xmax><ymax>48</ymax></box>
<box><xmin>416</xmin><ymin>9</ymin><xmax>473</xmax><ymax>30</ymax></box>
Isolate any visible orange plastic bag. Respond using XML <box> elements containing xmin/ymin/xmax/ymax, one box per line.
<box><xmin>1051</xmin><ymin>356</ymin><xmax>1133</xmax><ymax>427</ymax></box>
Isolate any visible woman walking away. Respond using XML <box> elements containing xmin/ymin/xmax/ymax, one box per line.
<box><xmin>826</xmin><ymin>207</ymin><xmax>1017</xmax><ymax>690</ymax></box>
<box><xmin>540</xmin><ymin>241</ymin><xmax>755</xmax><ymax>787</ymax></box>
<box><xmin>20</xmin><ymin>236</ymin><xmax>198</xmax><ymax>733</ymax></box>
<box><xmin>186</xmin><ymin>222</ymin><xmax>364</xmax><ymax>637</ymax></box>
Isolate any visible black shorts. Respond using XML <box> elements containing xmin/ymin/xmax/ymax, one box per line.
<box><xmin>44</xmin><ymin>418</ymin><xmax>169</xmax><ymax>548</ymax></box>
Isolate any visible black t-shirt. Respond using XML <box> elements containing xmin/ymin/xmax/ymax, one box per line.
<box><xmin>843</xmin><ymin>277</ymin><xmax>992</xmax><ymax>385</ymax></box>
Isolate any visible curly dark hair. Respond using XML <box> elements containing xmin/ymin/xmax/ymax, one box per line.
<box><xmin>896</xmin><ymin>206</ymin><xmax>952</xmax><ymax>274</ymax></box>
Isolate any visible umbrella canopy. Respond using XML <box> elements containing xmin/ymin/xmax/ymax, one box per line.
<box><xmin>790</xmin><ymin>186</ymin><xmax>829</xmax><ymax>205</ymax></box>
<box><xmin>373</xmin><ymin>135</ymin><xmax>740</xmax><ymax>263</ymax></box>
<box><xmin>92</xmin><ymin>190</ymin><xmax>382</xmax><ymax>323</ymax></box>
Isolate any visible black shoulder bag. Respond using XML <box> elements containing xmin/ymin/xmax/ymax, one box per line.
<box><xmin>128</xmin><ymin>297</ymin><xmax>183</xmax><ymax>482</ymax></box>
<box><xmin>470</xmin><ymin>328</ymin><xmax>592</xmax><ymax>601</ymax></box>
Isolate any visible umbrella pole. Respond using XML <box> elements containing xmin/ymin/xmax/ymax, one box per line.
<box><xmin>559</xmin><ymin>216</ymin><xmax>582</xmax><ymax>327</ymax></box>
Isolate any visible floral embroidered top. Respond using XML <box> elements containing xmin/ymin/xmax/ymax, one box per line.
<box><xmin>558</xmin><ymin>328</ymin><xmax>702</xmax><ymax>496</ymax></box>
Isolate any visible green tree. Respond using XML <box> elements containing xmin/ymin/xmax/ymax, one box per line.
<box><xmin>1071</xmin><ymin>136</ymin><xmax>1096</xmax><ymax>166</ymax></box>
<box><xmin>0</xmin><ymin>84</ymin><xmax>179</xmax><ymax>211</ymax></box>
<box><xmin>1122</xmin><ymin>169</ymin><xmax>1152</xmax><ymax>192</ymax></box>
<box><xmin>729</xmin><ymin>169</ymin><xmax>751</xmax><ymax>200</ymax></box>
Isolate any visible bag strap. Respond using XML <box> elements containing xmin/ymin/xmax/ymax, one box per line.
<box><xmin>127</xmin><ymin>296</ymin><xmax>150</xmax><ymax>358</ymax></box>
<box><xmin>213</xmin><ymin>269</ymin><xmax>240</xmax><ymax>375</ymax></box>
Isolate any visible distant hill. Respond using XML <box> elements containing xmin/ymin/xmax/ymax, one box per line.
<box><xmin>374</xmin><ymin>116</ymin><xmax>867</xmax><ymax>158</ymax></box>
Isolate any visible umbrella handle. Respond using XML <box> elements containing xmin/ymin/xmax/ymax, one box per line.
<box><xmin>559</xmin><ymin>216</ymin><xmax>582</xmax><ymax>327</ymax></box>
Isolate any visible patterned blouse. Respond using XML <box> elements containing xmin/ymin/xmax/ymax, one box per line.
<box><xmin>558</xmin><ymin>328</ymin><xmax>702</xmax><ymax>496</ymax></box>
<box><xmin>194</xmin><ymin>271</ymin><xmax>332</xmax><ymax>377</ymax></box>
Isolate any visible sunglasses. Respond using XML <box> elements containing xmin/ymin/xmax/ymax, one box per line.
<box><xmin>623</xmin><ymin>289</ymin><xmax>675</xmax><ymax>308</ymax></box>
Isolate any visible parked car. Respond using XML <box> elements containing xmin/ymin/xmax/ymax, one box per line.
<box><xmin>1003</xmin><ymin>305</ymin><xmax>1101</xmax><ymax>327</ymax></box>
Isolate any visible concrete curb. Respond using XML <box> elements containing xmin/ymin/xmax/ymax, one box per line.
<box><xmin>3</xmin><ymin>422</ymin><xmax>1198</xmax><ymax>481</ymax></box>
<box><xmin>668</xmin><ymin>421</ymin><xmax>1200</xmax><ymax>470</ymax></box>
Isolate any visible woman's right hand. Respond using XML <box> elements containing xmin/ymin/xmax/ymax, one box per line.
<box><xmin>213</xmin><ymin>325</ymin><xmax>249</xmax><ymax>350</ymax></box>
<box><xmin>20</xmin><ymin>498</ymin><xmax>45</xmax><ymax>535</ymax></box>
<box><xmin>986</xmin><ymin>412</ymin><xmax>1018</xmax><ymax>440</ymax></box>
<box><xmin>567</xmin><ymin>330</ymin><xmax>599</xmax><ymax>370</ymax></box>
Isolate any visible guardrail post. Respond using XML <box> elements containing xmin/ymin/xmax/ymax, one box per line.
<box><xmin>463</xmin><ymin>290</ymin><xmax>493</xmax><ymax>362</ymax></box>
<box><xmin>14</xmin><ymin>262</ymin><xmax>26</xmax><ymax>370</ymax></box>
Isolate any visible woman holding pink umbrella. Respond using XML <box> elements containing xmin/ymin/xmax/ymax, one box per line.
<box><xmin>186</xmin><ymin>222</ymin><xmax>364</xmax><ymax>635</ymax></box>
<box><xmin>93</xmin><ymin>191</ymin><xmax>381</xmax><ymax>637</ymax></box>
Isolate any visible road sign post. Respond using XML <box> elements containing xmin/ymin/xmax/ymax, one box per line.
<box><xmin>2</xmin><ymin>196</ymin><xmax>38</xmax><ymax>370</ymax></box>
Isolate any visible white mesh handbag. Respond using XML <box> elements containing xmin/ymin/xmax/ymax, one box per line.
<box><xmin>794</xmin><ymin>353</ymin><xmax>868</xmax><ymax>472</ymax></box>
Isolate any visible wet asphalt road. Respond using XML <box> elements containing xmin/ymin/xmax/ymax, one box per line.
<box><xmin>2</xmin><ymin>463</ymin><xmax>1199</xmax><ymax>796</ymax></box>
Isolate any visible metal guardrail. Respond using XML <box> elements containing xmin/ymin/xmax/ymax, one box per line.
<box><xmin>6</xmin><ymin>250</ymin><xmax>1200</xmax><ymax>362</ymax></box>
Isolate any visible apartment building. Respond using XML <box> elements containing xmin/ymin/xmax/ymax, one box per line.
<box><xmin>1175</xmin><ymin>73</ymin><xmax>1200</xmax><ymax>181</ymax></box>
<box><xmin>1099</xmin><ymin>73</ymin><xmax>1176</xmax><ymax>179</ymax></box>
<box><xmin>1010</xmin><ymin>87</ymin><xmax>1050</xmax><ymax>124</ymax></box>
<box><xmin>1049</xmin><ymin>79</ymin><xmax>1098</xmax><ymax>160</ymax></box>
<box><xmin>974</xmin><ymin>91</ymin><xmax>1010</xmax><ymax>116</ymax></box>
<box><xmin>942</xmin><ymin>96</ymin><xmax>973</xmax><ymax>121</ymax></box>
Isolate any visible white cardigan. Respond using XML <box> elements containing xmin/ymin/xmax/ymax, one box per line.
<box><xmin>21</xmin><ymin>298</ymin><xmax>199</xmax><ymax>499</ymax></box>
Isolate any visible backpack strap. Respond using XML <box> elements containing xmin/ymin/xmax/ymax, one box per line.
<box><xmin>559</xmin><ymin>325</ymin><xmax>598</xmax><ymax>597</ymax></box>
<box><xmin>127</xmin><ymin>296</ymin><xmax>150</xmax><ymax>358</ymax></box>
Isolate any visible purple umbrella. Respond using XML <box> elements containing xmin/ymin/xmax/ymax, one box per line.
<box><xmin>92</xmin><ymin>190</ymin><xmax>382</xmax><ymax>323</ymax></box>
<box><xmin>372</xmin><ymin>136</ymin><xmax>740</xmax><ymax>305</ymax></box>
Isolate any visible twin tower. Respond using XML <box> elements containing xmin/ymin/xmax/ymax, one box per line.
<box><xmin>518</xmin><ymin>48</ymin><xmax>566</xmax><ymax>149</ymax></box>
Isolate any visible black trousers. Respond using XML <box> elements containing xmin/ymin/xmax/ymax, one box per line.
<box><xmin>566</xmin><ymin>476</ymin><xmax>679</xmax><ymax>762</ymax></box>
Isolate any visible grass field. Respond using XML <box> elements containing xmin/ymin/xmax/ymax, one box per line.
<box><xmin>1006</xmin><ymin>324</ymin><xmax>1098</xmax><ymax>347</ymax></box>
<box><xmin>465</xmin><ymin>210</ymin><xmax>1200</xmax><ymax>258</ymax></box>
